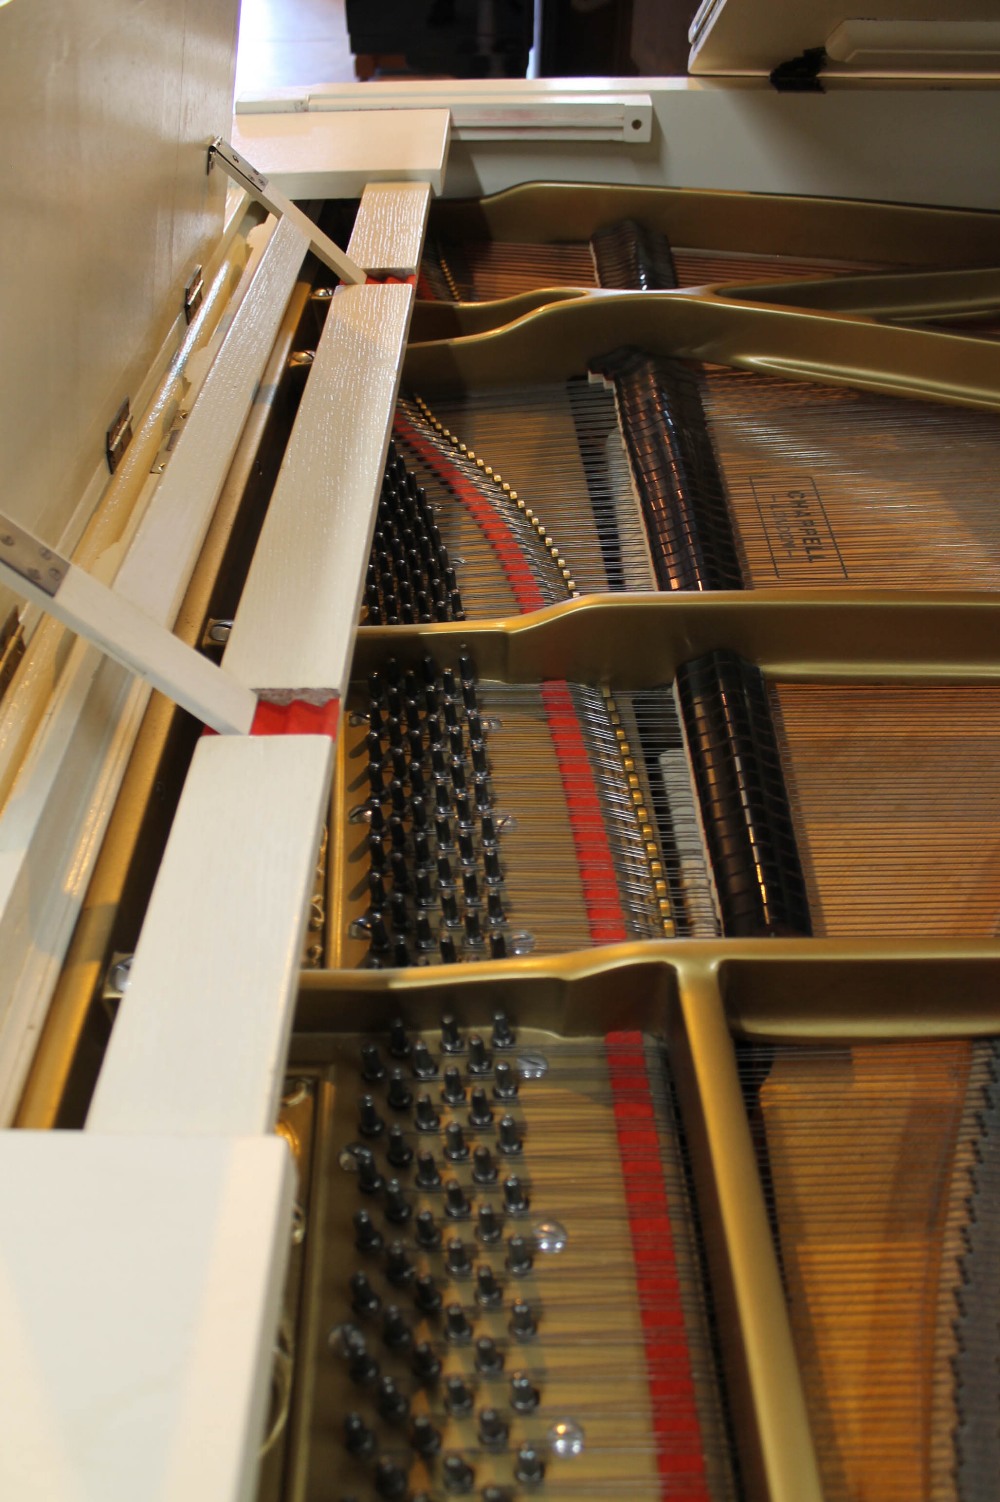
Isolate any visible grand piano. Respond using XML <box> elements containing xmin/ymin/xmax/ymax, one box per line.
<box><xmin>2</xmin><ymin>3</ymin><xmax>1000</xmax><ymax>1499</ymax></box>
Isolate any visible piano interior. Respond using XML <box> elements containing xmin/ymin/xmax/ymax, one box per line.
<box><xmin>5</xmin><ymin>52</ymin><xmax>1000</xmax><ymax>1502</ymax></box>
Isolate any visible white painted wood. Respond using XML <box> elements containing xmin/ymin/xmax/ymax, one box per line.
<box><xmin>229</xmin><ymin>108</ymin><xmax>451</xmax><ymax>197</ymax></box>
<box><xmin>0</xmin><ymin>214</ymin><xmax>308</xmax><ymax>1121</ymax></box>
<box><xmin>0</xmin><ymin>648</ymin><xmax>147</xmax><ymax>1122</ymax></box>
<box><xmin>234</xmin><ymin>79</ymin><xmax>1000</xmax><ymax>213</ymax></box>
<box><xmin>211</xmin><ymin>138</ymin><xmax>366</xmax><ymax>285</ymax></box>
<box><xmin>0</xmin><ymin>1131</ymin><xmax>293</xmax><ymax>1502</ymax></box>
<box><xmin>239</xmin><ymin>88</ymin><xmax>654</xmax><ymax>143</ymax></box>
<box><xmin>1</xmin><ymin>558</ymin><xmax>257</xmax><ymax>736</ymax></box>
<box><xmin>348</xmin><ymin>182</ymin><xmax>431</xmax><ymax>277</ymax></box>
<box><xmin>688</xmin><ymin>0</ymin><xmax>1000</xmax><ymax>74</ymax></box>
<box><xmin>87</xmin><ymin>733</ymin><xmax>333</xmax><ymax>1136</ymax></box>
<box><xmin>223</xmin><ymin>282</ymin><xmax>412</xmax><ymax>702</ymax></box>
<box><xmin>0</xmin><ymin>0</ymin><xmax>240</xmax><ymax>562</ymax></box>
<box><xmin>114</xmin><ymin>214</ymin><xmax>308</xmax><ymax>628</ymax></box>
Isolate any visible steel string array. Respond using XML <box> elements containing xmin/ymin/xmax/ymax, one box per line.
<box><xmin>327</xmin><ymin>1016</ymin><xmax>736</xmax><ymax>1502</ymax></box>
<box><xmin>355</xmin><ymin>657</ymin><xmax>518</xmax><ymax>967</ymax></box>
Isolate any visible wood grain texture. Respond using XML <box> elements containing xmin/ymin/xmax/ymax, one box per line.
<box><xmin>223</xmin><ymin>282</ymin><xmax>412</xmax><ymax>701</ymax></box>
<box><xmin>114</xmin><ymin>215</ymin><xmax>308</xmax><ymax>629</ymax></box>
<box><xmin>87</xmin><ymin>733</ymin><xmax>332</xmax><ymax>1135</ymax></box>
<box><xmin>0</xmin><ymin>1131</ymin><xmax>293</xmax><ymax>1502</ymax></box>
<box><xmin>348</xmin><ymin>182</ymin><xmax>431</xmax><ymax>276</ymax></box>
<box><xmin>230</xmin><ymin>109</ymin><xmax>450</xmax><ymax>197</ymax></box>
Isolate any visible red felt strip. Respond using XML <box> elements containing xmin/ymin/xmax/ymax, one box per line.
<box><xmin>541</xmin><ymin>680</ymin><xmax>628</xmax><ymax>944</ymax></box>
<box><xmin>250</xmin><ymin>697</ymin><xmax>340</xmax><ymax>738</ymax></box>
<box><xmin>393</xmin><ymin>411</ymin><xmax>545</xmax><ymax>613</ymax></box>
<box><xmin>607</xmin><ymin>1030</ymin><xmax>710</xmax><ymax>1501</ymax></box>
<box><xmin>365</xmin><ymin>274</ymin><xmax>418</xmax><ymax>286</ymax></box>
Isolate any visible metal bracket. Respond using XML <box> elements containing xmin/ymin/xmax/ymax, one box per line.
<box><xmin>207</xmin><ymin>137</ymin><xmax>366</xmax><ymax>285</ymax></box>
<box><xmin>105</xmin><ymin>398</ymin><xmax>133</xmax><ymax>474</ymax></box>
<box><xmin>202</xmin><ymin>617</ymin><xmax>233</xmax><ymax>649</ymax></box>
<box><xmin>0</xmin><ymin>518</ymin><xmax>68</xmax><ymax>597</ymax></box>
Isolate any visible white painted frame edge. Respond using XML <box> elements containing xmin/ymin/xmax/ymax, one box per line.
<box><xmin>223</xmin><ymin>281</ymin><xmax>413</xmax><ymax>702</ymax></box>
<box><xmin>0</xmin><ymin>216</ymin><xmax>308</xmax><ymax>1123</ymax></box>
<box><xmin>87</xmin><ymin>733</ymin><xmax>333</xmax><ymax>1136</ymax></box>
<box><xmin>0</xmin><ymin>1131</ymin><xmax>295</xmax><ymax>1502</ymax></box>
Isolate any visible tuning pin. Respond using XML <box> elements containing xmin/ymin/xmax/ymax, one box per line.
<box><xmin>471</xmin><ymin>740</ymin><xmax>489</xmax><ymax>775</ymax></box>
<box><xmin>472</xmin><ymin>1146</ymin><xmax>497</xmax><ymax>1185</ymax></box>
<box><xmin>413</xmin><ymin>830</ymin><xmax>432</xmax><ymax>868</ymax></box>
<box><xmin>387</xmin><ymin>1124</ymin><xmax>413</xmax><ymax>1170</ymax></box>
<box><xmin>368</xmin><ymin>871</ymin><xmax>388</xmax><ymax>915</ymax></box>
<box><xmin>475</xmin><ymin>1265</ymin><xmax>503</xmax><ymax>1308</ymax></box>
<box><xmin>411</xmin><ymin>1040</ymin><xmax>438</xmax><ymax>1078</ymax></box>
<box><xmin>477</xmin><ymin>1407</ymin><xmax>509</xmax><ymax>1449</ymax></box>
<box><xmin>445</xmin><ymin>1179</ymin><xmax>471</xmax><ymax>1219</ymax></box>
<box><xmin>483</xmin><ymin>848</ymin><xmax>503</xmax><ymax>885</ymax></box>
<box><xmin>343</xmin><ymin>1411</ymin><xmax>376</xmax><ymax>1458</ymax></box>
<box><xmin>445</xmin><ymin>1303</ymin><xmax>472</xmax><ymax>1344</ymax></box>
<box><xmin>475</xmin><ymin>1335</ymin><xmax>504</xmax><ymax>1375</ymax></box>
<box><xmin>439</xmin><ymin>934</ymin><xmax>458</xmax><ymax>965</ymax></box>
<box><xmin>448</xmin><ymin>724</ymin><xmax>465</xmax><ymax>759</ymax></box>
<box><xmin>445</xmin><ymin>1240</ymin><xmax>471</xmax><ymax>1279</ymax></box>
<box><xmin>441</xmin><ymin>1014</ymin><xmax>463</xmax><ymax>1052</ymax></box>
<box><xmin>451</xmin><ymin>759</ymin><xmax>467</xmax><ymax>794</ymax></box>
<box><xmin>384</xmin><ymin>1179</ymin><xmax>412</xmax><ymax>1225</ymax></box>
<box><xmin>350</xmin><ymin>1271</ymin><xmax>381</xmax><ymax>1319</ymax></box>
<box><xmin>513</xmin><ymin>1447</ymin><xmax>545</xmax><ymax>1487</ymax></box>
<box><xmin>389</xmin><ymin>1018</ymin><xmax>411</xmax><ymax>1059</ymax></box>
<box><xmin>333</xmin><ymin>1323</ymin><xmax>378</xmax><ymax>1384</ymax></box>
<box><xmin>382</xmin><ymin>1304</ymin><xmax>412</xmax><ymax>1351</ymax></box>
<box><xmin>489</xmin><ymin>931</ymin><xmax>507</xmax><ymax>960</ymax></box>
<box><xmin>389</xmin><ymin>849</ymin><xmax>411</xmax><ymax>894</ymax></box>
<box><xmin>353</xmin><ymin>1208</ymin><xmax>383</xmax><ymax>1254</ymax></box>
<box><xmin>420</xmin><ymin>654</ymin><xmax>437</xmax><ymax>687</ymax></box>
<box><xmin>509</xmin><ymin>1372</ymin><xmax>540</xmax><ymax>1414</ymax></box>
<box><xmin>411</xmin><ymin>1337</ymin><xmax>442</xmax><ymax>1382</ymax></box>
<box><xmin>385</xmin><ymin>1240</ymin><xmax>414</xmax><ymax>1286</ymax></box>
<box><xmin>491</xmin><ymin>1011</ymin><xmax>515</xmax><ymax>1049</ymax></box>
<box><xmin>503</xmin><ymin>1176</ymin><xmax>529</xmax><ymax>1215</ymax></box>
<box><xmin>440</xmin><ymin>890</ymin><xmax>459</xmax><ymax>928</ymax></box>
<box><xmin>444</xmin><ymin>1122</ymin><xmax>469</xmax><ymax>1162</ymax></box>
<box><xmin>497</xmin><ymin>1116</ymin><xmax>522</xmax><ymax>1156</ymax></box>
<box><xmin>360</xmin><ymin>1042</ymin><xmax>386</xmax><ymax>1082</ymax></box>
<box><xmin>355</xmin><ymin>1093</ymin><xmax>382</xmax><ymax>1135</ymax></box>
<box><xmin>369</xmin><ymin>914</ymin><xmax>391</xmax><ymax>957</ymax></box>
<box><xmin>486</xmin><ymin>895</ymin><xmax>505</xmax><ymax>935</ymax></box>
<box><xmin>414</xmin><ymin>1273</ymin><xmax>443</xmax><ymax>1315</ymax></box>
<box><xmin>506</xmin><ymin>1236</ymin><xmax>534</xmax><ymax>1278</ymax></box>
<box><xmin>387</xmin><ymin>1070</ymin><xmax>414</xmax><ymax>1113</ymax></box>
<box><xmin>368</xmin><ymin>834</ymin><xmax>387</xmax><ymax>874</ymax></box>
<box><xmin>411</xmin><ymin>1415</ymin><xmax>442</xmax><ymax>1457</ymax></box>
<box><xmin>415</xmin><ymin>1094</ymin><xmax>441</xmax><ymax>1132</ymax></box>
<box><xmin>442</xmin><ymin>1455</ymin><xmax>475</xmax><ymax>1495</ymax></box>
<box><xmin>375</xmin><ymin>1459</ymin><xmax>409</xmax><ymax>1501</ymax></box>
<box><xmin>415</xmin><ymin>1151</ymin><xmax>441</xmax><ymax>1189</ymax></box>
<box><xmin>477</xmin><ymin>1203</ymin><xmax>502</xmax><ymax>1244</ymax></box>
<box><xmin>444</xmin><ymin>1375</ymin><xmax>474</xmax><ymax>1417</ymax></box>
<box><xmin>376</xmin><ymin>1374</ymin><xmax>410</xmax><ymax>1426</ymax></box>
<box><xmin>411</xmin><ymin>795</ymin><xmax>429</xmax><ymax>831</ymax></box>
<box><xmin>416</xmin><ymin>870</ymin><xmax>436</xmax><ymax>912</ymax></box>
<box><xmin>415</xmin><ymin>1209</ymin><xmax>442</xmax><ymax>1253</ymax></box>
<box><xmin>508</xmin><ymin>1299</ymin><xmax>537</xmax><ymax>1342</ymax></box>
<box><xmin>441</xmin><ymin>1065</ymin><xmax>466</xmax><ymax>1105</ymax></box>
<box><xmin>355</xmin><ymin>1146</ymin><xmax>383</xmax><ymax>1195</ymax></box>
<box><xmin>493</xmin><ymin>1062</ymin><xmax>518</xmax><ymax>1100</ymax></box>
<box><xmin>468</xmin><ymin>1088</ymin><xmax>493</xmax><ymax>1129</ymax></box>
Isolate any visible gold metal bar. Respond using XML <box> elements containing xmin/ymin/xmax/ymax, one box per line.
<box><xmin>428</xmin><ymin>184</ymin><xmax>1000</xmax><ymax>268</ymax></box>
<box><xmin>671</xmin><ymin>961</ymin><xmax>823</xmax><ymax>1502</ymax></box>
<box><xmin>404</xmin><ymin>292</ymin><xmax>1000</xmax><ymax>413</ymax></box>
<box><xmin>351</xmin><ymin>592</ymin><xmax>1000</xmax><ymax>689</ymax></box>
